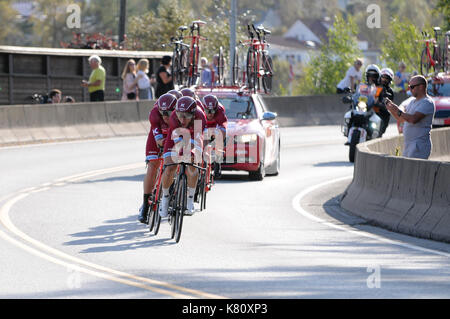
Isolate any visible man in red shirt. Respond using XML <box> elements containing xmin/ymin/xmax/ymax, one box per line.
<box><xmin>138</xmin><ymin>93</ymin><xmax>177</xmax><ymax>223</ymax></box>
<box><xmin>159</xmin><ymin>96</ymin><xmax>207</xmax><ymax>217</ymax></box>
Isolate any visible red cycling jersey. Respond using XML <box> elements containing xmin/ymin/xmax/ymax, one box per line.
<box><xmin>145</xmin><ymin>105</ymin><xmax>170</xmax><ymax>161</ymax></box>
<box><xmin>163</xmin><ymin>106</ymin><xmax>207</xmax><ymax>160</ymax></box>
<box><xmin>205</xmin><ymin>103</ymin><xmax>227</xmax><ymax>132</ymax></box>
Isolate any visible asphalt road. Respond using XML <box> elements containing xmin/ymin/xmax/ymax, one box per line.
<box><xmin>0</xmin><ymin>125</ymin><xmax>449</xmax><ymax>299</ymax></box>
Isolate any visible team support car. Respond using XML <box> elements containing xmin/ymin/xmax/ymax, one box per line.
<box><xmin>196</xmin><ymin>87</ymin><xmax>281</xmax><ymax>180</ymax></box>
<box><xmin>428</xmin><ymin>73</ymin><xmax>450</xmax><ymax>127</ymax></box>
<box><xmin>396</xmin><ymin>73</ymin><xmax>450</xmax><ymax>133</ymax></box>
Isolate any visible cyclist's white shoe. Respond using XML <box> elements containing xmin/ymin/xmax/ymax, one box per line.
<box><xmin>184</xmin><ymin>196</ymin><xmax>195</xmax><ymax>216</ymax></box>
<box><xmin>159</xmin><ymin>195</ymin><xmax>169</xmax><ymax>218</ymax></box>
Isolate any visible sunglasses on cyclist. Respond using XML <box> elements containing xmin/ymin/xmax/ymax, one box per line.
<box><xmin>159</xmin><ymin>110</ymin><xmax>173</xmax><ymax>117</ymax></box>
<box><xmin>205</xmin><ymin>109</ymin><xmax>216</xmax><ymax>114</ymax></box>
<box><xmin>176</xmin><ymin>111</ymin><xmax>194</xmax><ymax>119</ymax></box>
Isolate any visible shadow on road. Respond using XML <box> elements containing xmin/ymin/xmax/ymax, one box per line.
<box><xmin>313</xmin><ymin>161</ymin><xmax>354</xmax><ymax>167</ymax></box>
<box><xmin>64</xmin><ymin>214</ymin><xmax>176</xmax><ymax>253</ymax></box>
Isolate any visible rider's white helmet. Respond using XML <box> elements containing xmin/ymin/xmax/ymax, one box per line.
<box><xmin>365</xmin><ymin>64</ymin><xmax>381</xmax><ymax>83</ymax></box>
<box><xmin>380</xmin><ymin>68</ymin><xmax>394</xmax><ymax>81</ymax></box>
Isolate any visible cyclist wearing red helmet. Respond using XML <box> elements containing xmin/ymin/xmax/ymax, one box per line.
<box><xmin>203</xmin><ymin>94</ymin><xmax>228</xmax><ymax>178</ymax></box>
<box><xmin>180</xmin><ymin>87</ymin><xmax>206</xmax><ymax>113</ymax></box>
<box><xmin>203</xmin><ymin>94</ymin><xmax>227</xmax><ymax>133</ymax></box>
<box><xmin>167</xmin><ymin>89</ymin><xmax>182</xmax><ymax>99</ymax></box>
<box><xmin>159</xmin><ymin>96</ymin><xmax>207</xmax><ymax>217</ymax></box>
<box><xmin>138</xmin><ymin>93</ymin><xmax>177</xmax><ymax>223</ymax></box>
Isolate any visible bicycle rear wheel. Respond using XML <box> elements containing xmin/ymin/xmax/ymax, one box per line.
<box><xmin>420</xmin><ymin>48</ymin><xmax>431</xmax><ymax>76</ymax></box>
<box><xmin>148</xmin><ymin>192</ymin><xmax>156</xmax><ymax>232</ymax></box>
<box><xmin>432</xmin><ymin>46</ymin><xmax>442</xmax><ymax>72</ymax></box>
<box><xmin>180</xmin><ymin>47</ymin><xmax>190</xmax><ymax>86</ymax></box>
<box><xmin>171</xmin><ymin>49</ymin><xmax>180</xmax><ymax>86</ymax></box>
<box><xmin>218</xmin><ymin>46</ymin><xmax>225</xmax><ymax>85</ymax></box>
<box><xmin>262</xmin><ymin>54</ymin><xmax>273</xmax><ymax>94</ymax></box>
<box><xmin>246</xmin><ymin>49</ymin><xmax>257</xmax><ymax>92</ymax></box>
<box><xmin>232</xmin><ymin>46</ymin><xmax>240</xmax><ymax>86</ymax></box>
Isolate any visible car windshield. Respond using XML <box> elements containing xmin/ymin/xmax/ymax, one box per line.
<box><xmin>427</xmin><ymin>82</ymin><xmax>450</xmax><ymax>97</ymax></box>
<box><xmin>217</xmin><ymin>96</ymin><xmax>257</xmax><ymax>119</ymax></box>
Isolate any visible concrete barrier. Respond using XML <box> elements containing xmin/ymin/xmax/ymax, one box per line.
<box><xmin>262</xmin><ymin>92</ymin><xmax>408</xmax><ymax>127</ymax></box>
<box><xmin>341</xmin><ymin>127</ymin><xmax>450</xmax><ymax>243</ymax></box>
<box><xmin>0</xmin><ymin>100</ymin><xmax>155</xmax><ymax>146</ymax></box>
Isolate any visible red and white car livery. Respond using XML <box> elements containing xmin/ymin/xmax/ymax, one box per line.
<box><xmin>428</xmin><ymin>73</ymin><xmax>450</xmax><ymax>127</ymax></box>
<box><xmin>196</xmin><ymin>87</ymin><xmax>281</xmax><ymax>180</ymax></box>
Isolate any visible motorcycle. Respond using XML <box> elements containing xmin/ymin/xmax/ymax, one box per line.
<box><xmin>341</xmin><ymin>84</ymin><xmax>382</xmax><ymax>162</ymax></box>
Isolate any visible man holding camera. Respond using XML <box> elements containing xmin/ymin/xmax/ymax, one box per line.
<box><xmin>374</xmin><ymin>68</ymin><xmax>395</xmax><ymax>137</ymax></box>
<box><xmin>386</xmin><ymin>75</ymin><xmax>435</xmax><ymax>159</ymax></box>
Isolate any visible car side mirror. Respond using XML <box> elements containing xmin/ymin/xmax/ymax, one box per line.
<box><xmin>342</xmin><ymin>96</ymin><xmax>353</xmax><ymax>104</ymax></box>
<box><xmin>262</xmin><ymin>111</ymin><xmax>277</xmax><ymax>121</ymax></box>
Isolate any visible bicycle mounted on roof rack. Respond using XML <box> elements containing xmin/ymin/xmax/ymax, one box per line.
<box><xmin>240</xmin><ymin>24</ymin><xmax>273</xmax><ymax>94</ymax></box>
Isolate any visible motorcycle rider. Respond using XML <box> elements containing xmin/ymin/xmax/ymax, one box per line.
<box><xmin>344</xmin><ymin>64</ymin><xmax>380</xmax><ymax>144</ymax></box>
<box><xmin>373</xmin><ymin>68</ymin><xmax>395</xmax><ymax>137</ymax></box>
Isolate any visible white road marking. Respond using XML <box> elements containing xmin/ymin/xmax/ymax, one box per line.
<box><xmin>292</xmin><ymin>176</ymin><xmax>450</xmax><ymax>258</ymax></box>
<box><xmin>0</xmin><ymin>163</ymin><xmax>226</xmax><ymax>299</ymax></box>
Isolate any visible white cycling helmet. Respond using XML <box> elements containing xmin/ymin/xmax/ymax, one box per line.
<box><xmin>365</xmin><ymin>64</ymin><xmax>381</xmax><ymax>84</ymax></box>
<box><xmin>380</xmin><ymin>67</ymin><xmax>394</xmax><ymax>81</ymax></box>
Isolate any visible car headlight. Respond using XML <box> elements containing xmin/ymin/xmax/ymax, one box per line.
<box><xmin>235</xmin><ymin>134</ymin><xmax>258</xmax><ymax>144</ymax></box>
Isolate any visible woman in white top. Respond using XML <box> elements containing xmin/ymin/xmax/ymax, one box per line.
<box><xmin>136</xmin><ymin>59</ymin><xmax>152</xmax><ymax>100</ymax></box>
<box><xmin>121</xmin><ymin>59</ymin><xmax>138</xmax><ymax>101</ymax></box>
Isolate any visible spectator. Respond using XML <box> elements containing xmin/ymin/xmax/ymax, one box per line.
<box><xmin>386</xmin><ymin>75</ymin><xmax>435</xmax><ymax>159</ymax></box>
<box><xmin>394</xmin><ymin>62</ymin><xmax>408</xmax><ymax>93</ymax></box>
<box><xmin>200</xmin><ymin>57</ymin><xmax>212</xmax><ymax>87</ymax></box>
<box><xmin>82</xmin><ymin>55</ymin><xmax>106</xmax><ymax>102</ymax></box>
<box><xmin>211</xmin><ymin>54</ymin><xmax>219</xmax><ymax>84</ymax></box>
<box><xmin>150</xmin><ymin>74</ymin><xmax>157</xmax><ymax>98</ymax></box>
<box><xmin>121</xmin><ymin>59</ymin><xmax>138</xmax><ymax>101</ymax></box>
<box><xmin>64</xmin><ymin>96</ymin><xmax>75</xmax><ymax>103</ymax></box>
<box><xmin>155</xmin><ymin>55</ymin><xmax>174</xmax><ymax>98</ymax></box>
<box><xmin>136</xmin><ymin>59</ymin><xmax>152</xmax><ymax>100</ymax></box>
<box><xmin>336</xmin><ymin>58</ymin><xmax>363</xmax><ymax>93</ymax></box>
<box><xmin>48</xmin><ymin>89</ymin><xmax>62</xmax><ymax>103</ymax></box>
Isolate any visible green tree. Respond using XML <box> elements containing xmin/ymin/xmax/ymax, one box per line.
<box><xmin>30</xmin><ymin>0</ymin><xmax>89</xmax><ymax>47</ymax></box>
<box><xmin>270</xmin><ymin>57</ymin><xmax>290</xmax><ymax>96</ymax></box>
<box><xmin>434</xmin><ymin>0</ymin><xmax>450</xmax><ymax>30</ymax></box>
<box><xmin>126</xmin><ymin>0</ymin><xmax>192</xmax><ymax>50</ymax></box>
<box><xmin>0</xmin><ymin>0</ymin><xmax>21</xmax><ymax>44</ymax></box>
<box><xmin>380</xmin><ymin>16</ymin><xmax>423</xmax><ymax>73</ymax></box>
<box><xmin>294</xmin><ymin>13</ymin><xmax>362</xmax><ymax>95</ymax></box>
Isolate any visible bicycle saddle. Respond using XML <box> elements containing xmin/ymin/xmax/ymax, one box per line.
<box><xmin>178</xmin><ymin>26</ymin><xmax>188</xmax><ymax>32</ymax></box>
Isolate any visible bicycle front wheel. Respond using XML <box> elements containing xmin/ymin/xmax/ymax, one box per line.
<box><xmin>262</xmin><ymin>54</ymin><xmax>273</xmax><ymax>94</ymax></box>
<box><xmin>152</xmin><ymin>187</ymin><xmax>162</xmax><ymax>236</ymax></box>
<box><xmin>174</xmin><ymin>173</ymin><xmax>187</xmax><ymax>243</ymax></box>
